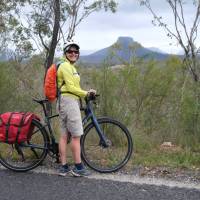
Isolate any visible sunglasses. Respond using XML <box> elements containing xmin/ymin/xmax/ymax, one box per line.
<box><xmin>66</xmin><ymin>50</ymin><xmax>79</xmax><ymax>54</ymax></box>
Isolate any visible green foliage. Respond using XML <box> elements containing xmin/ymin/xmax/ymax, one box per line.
<box><xmin>0</xmin><ymin>56</ymin><xmax>44</xmax><ymax>113</ymax></box>
<box><xmin>133</xmin><ymin>148</ymin><xmax>200</xmax><ymax>169</ymax></box>
<box><xmin>1</xmin><ymin>52</ymin><xmax>200</xmax><ymax>168</ymax></box>
<box><xmin>80</xmin><ymin>56</ymin><xmax>200</xmax><ymax>155</ymax></box>
<box><xmin>0</xmin><ymin>62</ymin><xmax>17</xmax><ymax>112</ymax></box>
<box><xmin>84</xmin><ymin>64</ymin><xmax>132</xmax><ymax>126</ymax></box>
<box><xmin>0</xmin><ymin>0</ymin><xmax>117</xmax><ymax>62</ymax></box>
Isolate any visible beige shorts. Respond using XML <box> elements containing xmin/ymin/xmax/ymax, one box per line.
<box><xmin>57</xmin><ymin>96</ymin><xmax>83</xmax><ymax>137</ymax></box>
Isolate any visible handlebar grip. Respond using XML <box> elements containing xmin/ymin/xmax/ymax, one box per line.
<box><xmin>85</xmin><ymin>94</ymin><xmax>100</xmax><ymax>102</ymax></box>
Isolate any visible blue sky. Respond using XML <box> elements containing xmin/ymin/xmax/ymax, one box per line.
<box><xmin>75</xmin><ymin>0</ymin><xmax>197</xmax><ymax>55</ymax></box>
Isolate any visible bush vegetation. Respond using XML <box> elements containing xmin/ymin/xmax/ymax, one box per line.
<box><xmin>1</xmin><ymin>55</ymin><xmax>200</xmax><ymax>169</ymax></box>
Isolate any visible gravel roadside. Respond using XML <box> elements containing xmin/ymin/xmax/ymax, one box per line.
<box><xmin>31</xmin><ymin>167</ymin><xmax>200</xmax><ymax>190</ymax></box>
<box><xmin>1</xmin><ymin>156</ymin><xmax>200</xmax><ymax>190</ymax></box>
<box><xmin>5</xmin><ymin>157</ymin><xmax>198</xmax><ymax>190</ymax></box>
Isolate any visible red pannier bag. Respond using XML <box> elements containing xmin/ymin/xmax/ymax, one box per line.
<box><xmin>0</xmin><ymin>112</ymin><xmax>40</xmax><ymax>144</ymax></box>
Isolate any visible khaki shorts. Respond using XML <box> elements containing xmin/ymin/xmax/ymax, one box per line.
<box><xmin>57</xmin><ymin>96</ymin><xmax>83</xmax><ymax>137</ymax></box>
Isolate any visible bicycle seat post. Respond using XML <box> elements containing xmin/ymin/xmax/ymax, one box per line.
<box><xmin>32</xmin><ymin>98</ymin><xmax>51</xmax><ymax>118</ymax></box>
<box><xmin>45</xmin><ymin>102</ymin><xmax>52</xmax><ymax>118</ymax></box>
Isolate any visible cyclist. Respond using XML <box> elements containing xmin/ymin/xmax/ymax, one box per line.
<box><xmin>57</xmin><ymin>40</ymin><xmax>96</xmax><ymax>177</ymax></box>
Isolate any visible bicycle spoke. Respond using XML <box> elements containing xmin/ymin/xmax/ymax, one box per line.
<box><xmin>0</xmin><ymin>119</ymin><xmax>48</xmax><ymax>172</ymax></box>
<box><xmin>81</xmin><ymin>118</ymin><xmax>133</xmax><ymax>173</ymax></box>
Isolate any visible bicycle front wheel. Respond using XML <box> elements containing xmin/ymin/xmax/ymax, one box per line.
<box><xmin>0</xmin><ymin>119</ymin><xmax>49</xmax><ymax>172</ymax></box>
<box><xmin>81</xmin><ymin>117</ymin><xmax>133</xmax><ymax>173</ymax></box>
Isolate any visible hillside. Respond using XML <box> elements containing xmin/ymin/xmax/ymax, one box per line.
<box><xmin>0</xmin><ymin>51</ymin><xmax>9</xmax><ymax>61</ymax></box>
<box><xmin>0</xmin><ymin>37</ymin><xmax>171</xmax><ymax>64</ymax></box>
<box><xmin>79</xmin><ymin>37</ymin><xmax>170</xmax><ymax>65</ymax></box>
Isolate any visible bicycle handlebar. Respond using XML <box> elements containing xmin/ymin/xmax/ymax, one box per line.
<box><xmin>32</xmin><ymin>94</ymin><xmax>100</xmax><ymax>112</ymax></box>
<box><xmin>79</xmin><ymin>94</ymin><xmax>99</xmax><ymax>111</ymax></box>
<box><xmin>32</xmin><ymin>94</ymin><xmax>100</xmax><ymax>104</ymax></box>
<box><xmin>85</xmin><ymin>94</ymin><xmax>100</xmax><ymax>102</ymax></box>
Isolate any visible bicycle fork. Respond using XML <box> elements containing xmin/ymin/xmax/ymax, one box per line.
<box><xmin>92</xmin><ymin>117</ymin><xmax>110</xmax><ymax>148</ymax></box>
<box><xmin>83</xmin><ymin>103</ymin><xmax>110</xmax><ymax>148</ymax></box>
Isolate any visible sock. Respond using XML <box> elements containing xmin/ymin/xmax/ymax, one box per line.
<box><xmin>62</xmin><ymin>163</ymin><xmax>69</xmax><ymax>169</ymax></box>
<box><xmin>75</xmin><ymin>163</ymin><xmax>84</xmax><ymax>170</ymax></box>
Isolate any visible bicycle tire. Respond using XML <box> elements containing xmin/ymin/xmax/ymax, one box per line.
<box><xmin>81</xmin><ymin>117</ymin><xmax>133</xmax><ymax>173</ymax></box>
<box><xmin>0</xmin><ymin>119</ymin><xmax>49</xmax><ymax>172</ymax></box>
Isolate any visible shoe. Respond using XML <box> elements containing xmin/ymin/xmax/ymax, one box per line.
<box><xmin>71</xmin><ymin>167</ymin><xmax>91</xmax><ymax>177</ymax></box>
<box><xmin>58</xmin><ymin>166</ymin><xmax>71</xmax><ymax>176</ymax></box>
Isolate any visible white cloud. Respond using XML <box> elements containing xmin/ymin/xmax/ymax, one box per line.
<box><xmin>74</xmin><ymin>0</ymin><xmax>199</xmax><ymax>54</ymax></box>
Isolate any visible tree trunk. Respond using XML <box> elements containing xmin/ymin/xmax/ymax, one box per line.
<box><xmin>44</xmin><ymin>0</ymin><xmax>60</xmax><ymax>115</ymax></box>
<box><xmin>45</xmin><ymin>0</ymin><xmax>61</xmax><ymax>71</ymax></box>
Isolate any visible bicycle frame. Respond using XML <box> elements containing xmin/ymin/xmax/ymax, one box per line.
<box><xmin>33</xmin><ymin>96</ymin><xmax>109</xmax><ymax>153</ymax></box>
<box><xmin>0</xmin><ymin>97</ymin><xmax>133</xmax><ymax>173</ymax></box>
<box><xmin>82</xmin><ymin>99</ymin><xmax>109</xmax><ymax>147</ymax></box>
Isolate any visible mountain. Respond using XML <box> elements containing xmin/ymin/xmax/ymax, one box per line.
<box><xmin>0</xmin><ymin>37</ymin><xmax>171</xmax><ymax>64</ymax></box>
<box><xmin>147</xmin><ymin>47</ymin><xmax>167</xmax><ymax>54</ymax></box>
<box><xmin>0</xmin><ymin>51</ymin><xmax>9</xmax><ymax>61</ymax></box>
<box><xmin>79</xmin><ymin>37</ymin><xmax>170</xmax><ymax>65</ymax></box>
<box><xmin>80</xmin><ymin>50</ymin><xmax>96</xmax><ymax>55</ymax></box>
<box><xmin>0</xmin><ymin>49</ymin><xmax>15</xmax><ymax>61</ymax></box>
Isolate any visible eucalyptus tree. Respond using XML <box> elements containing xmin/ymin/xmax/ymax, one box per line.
<box><xmin>137</xmin><ymin>0</ymin><xmax>200</xmax><ymax>138</ymax></box>
<box><xmin>0</xmin><ymin>0</ymin><xmax>33</xmax><ymax>61</ymax></box>
<box><xmin>138</xmin><ymin>0</ymin><xmax>200</xmax><ymax>82</ymax></box>
<box><xmin>0</xmin><ymin>0</ymin><xmax>117</xmax><ymax>68</ymax></box>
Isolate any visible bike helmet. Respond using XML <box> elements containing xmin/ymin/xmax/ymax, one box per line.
<box><xmin>63</xmin><ymin>40</ymin><xmax>80</xmax><ymax>54</ymax></box>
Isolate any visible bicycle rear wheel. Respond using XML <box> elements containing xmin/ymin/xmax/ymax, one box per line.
<box><xmin>0</xmin><ymin>119</ymin><xmax>49</xmax><ymax>172</ymax></box>
<box><xmin>81</xmin><ymin>117</ymin><xmax>133</xmax><ymax>173</ymax></box>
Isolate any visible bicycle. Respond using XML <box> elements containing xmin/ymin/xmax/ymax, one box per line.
<box><xmin>0</xmin><ymin>95</ymin><xmax>133</xmax><ymax>173</ymax></box>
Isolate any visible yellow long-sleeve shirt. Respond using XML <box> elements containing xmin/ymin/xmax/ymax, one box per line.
<box><xmin>57</xmin><ymin>58</ymin><xmax>87</xmax><ymax>99</ymax></box>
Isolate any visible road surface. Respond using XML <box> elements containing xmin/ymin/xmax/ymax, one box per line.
<box><xmin>0</xmin><ymin>169</ymin><xmax>200</xmax><ymax>200</ymax></box>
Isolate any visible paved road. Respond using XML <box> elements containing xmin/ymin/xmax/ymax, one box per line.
<box><xmin>0</xmin><ymin>169</ymin><xmax>200</xmax><ymax>200</ymax></box>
